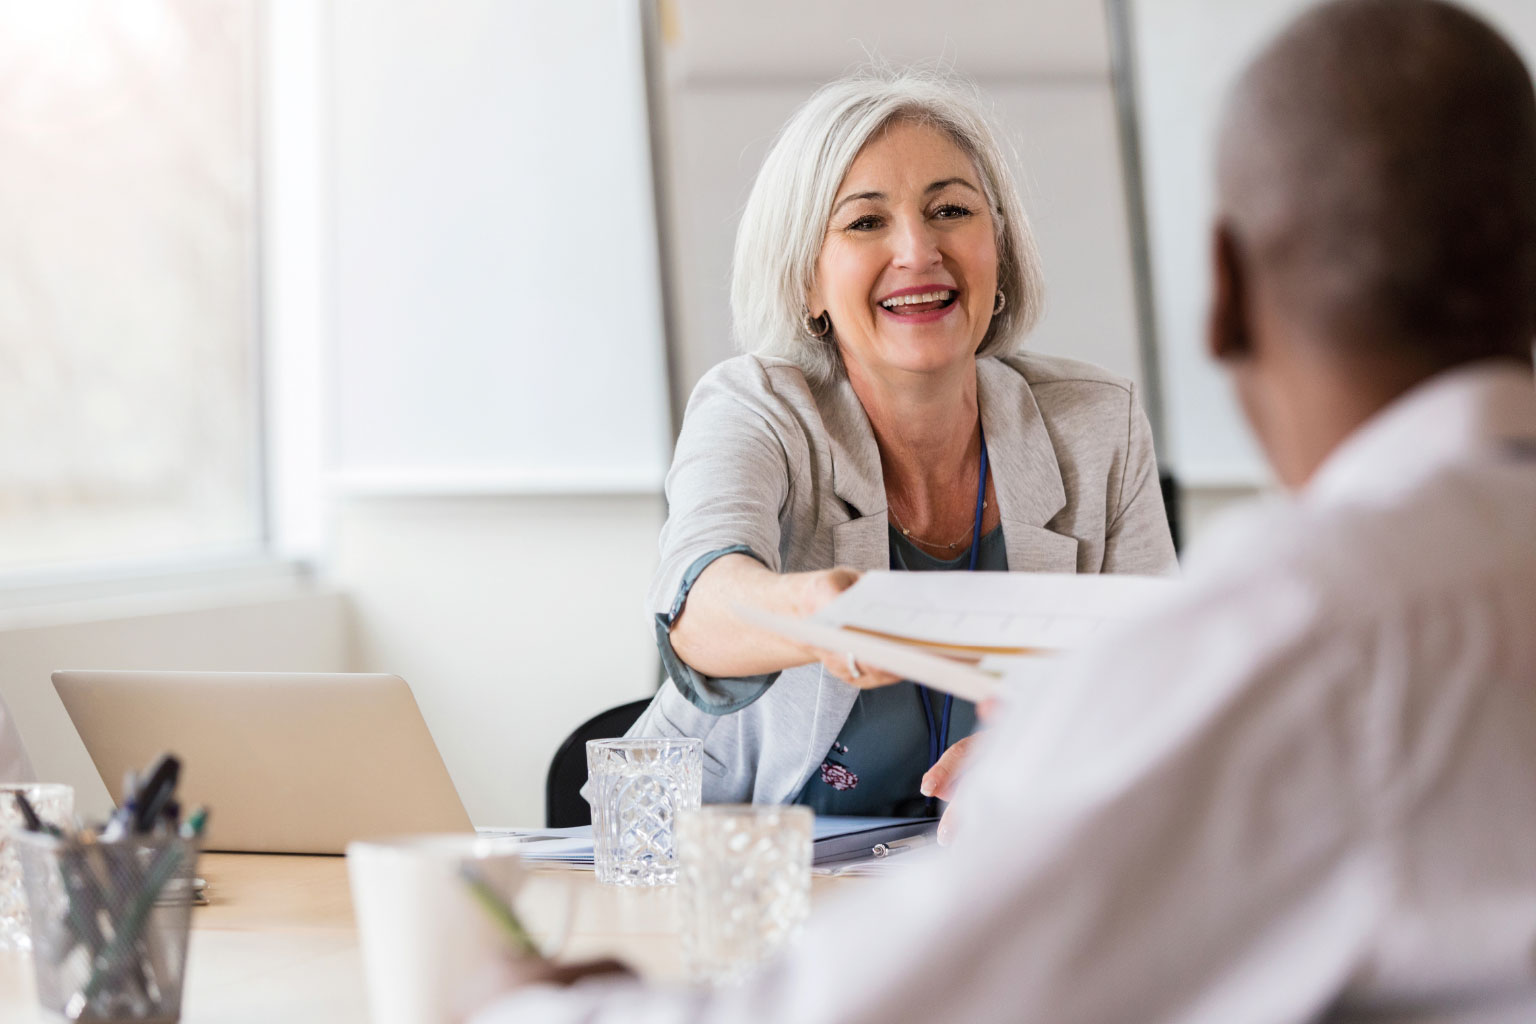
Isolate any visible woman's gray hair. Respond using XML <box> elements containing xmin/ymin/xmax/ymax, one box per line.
<box><xmin>730</xmin><ymin>68</ymin><xmax>1046</xmax><ymax>385</ymax></box>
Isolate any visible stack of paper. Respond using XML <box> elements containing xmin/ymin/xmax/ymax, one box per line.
<box><xmin>478</xmin><ymin>828</ymin><xmax>596</xmax><ymax>869</ymax></box>
<box><xmin>739</xmin><ymin>570</ymin><xmax>1175</xmax><ymax>701</ymax></box>
<box><xmin>493</xmin><ymin>817</ymin><xmax>938</xmax><ymax>870</ymax></box>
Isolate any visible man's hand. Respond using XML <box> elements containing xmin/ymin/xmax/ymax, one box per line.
<box><xmin>464</xmin><ymin>956</ymin><xmax>633</xmax><ymax>1018</ymax></box>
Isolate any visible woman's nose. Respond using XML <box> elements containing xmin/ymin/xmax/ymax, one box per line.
<box><xmin>889</xmin><ymin>214</ymin><xmax>942</xmax><ymax>269</ymax></box>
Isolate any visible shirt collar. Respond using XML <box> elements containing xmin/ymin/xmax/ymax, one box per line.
<box><xmin>1305</xmin><ymin>359</ymin><xmax>1536</xmax><ymax>509</ymax></box>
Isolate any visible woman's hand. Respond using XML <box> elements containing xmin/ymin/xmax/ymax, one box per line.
<box><xmin>668</xmin><ymin>557</ymin><xmax>901</xmax><ymax>686</ymax></box>
<box><xmin>792</xmin><ymin>567</ymin><xmax>904</xmax><ymax>689</ymax></box>
<box><xmin>811</xmin><ymin>646</ymin><xmax>903</xmax><ymax>689</ymax></box>
<box><xmin>918</xmin><ymin>698</ymin><xmax>1000</xmax><ymax>844</ymax></box>
<box><xmin>919</xmin><ymin>735</ymin><xmax>977</xmax><ymax>845</ymax></box>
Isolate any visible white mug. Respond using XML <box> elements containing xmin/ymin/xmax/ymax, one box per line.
<box><xmin>347</xmin><ymin>834</ymin><xmax>557</xmax><ymax>1024</ymax></box>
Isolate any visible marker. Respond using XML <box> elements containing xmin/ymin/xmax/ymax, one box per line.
<box><xmin>132</xmin><ymin>754</ymin><xmax>181</xmax><ymax>834</ymax></box>
<box><xmin>11</xmin><ymin>791</ymin><xmax>45</xmax><ymax>833</ymax></box>
<box><xmin>180</xmin><ymin>806</ymin><xmax>209</xmax><ymax>840</ymax></box>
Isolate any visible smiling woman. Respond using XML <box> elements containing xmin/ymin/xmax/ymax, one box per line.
<box><xmin>619</xmin><ymin>69</ymin><xmax>1178</xmax><ymax>817</ymax></box>
<box><xmin>815</xmin><ymin>122</ymin><xmax>1001</xmax><ymax>385</ymax></box>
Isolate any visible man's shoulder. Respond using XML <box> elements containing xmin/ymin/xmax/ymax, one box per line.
<box><xmin>1184</xmin><ymin>466</ymin><xmax>1536</xmax><ymax>632</ymax></box>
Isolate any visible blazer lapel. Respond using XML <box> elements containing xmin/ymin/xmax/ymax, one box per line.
<box><xmin>819</xmin><ymin>377</ymin><xmax>893</xmax><ymax>572</ymax></box>
<box><xmin>977</xmin><ymin>359</ymin><xmax>1081</xmax><ymax>573</ymax></box>
<box><xmin>819</xmin><ymin>359</ymin><xmax>1082</xmax><ymax>575</ymax></box>
<box><xmin>811</xmin><ymin>378</ymin><xmax>884</xmax><ymax>767</ymax></box>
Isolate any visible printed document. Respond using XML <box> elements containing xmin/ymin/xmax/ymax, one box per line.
<box><xmin>738</xmin><ymin>571</ymin><xmax>1176</xmax><ymax>702</ymax></box>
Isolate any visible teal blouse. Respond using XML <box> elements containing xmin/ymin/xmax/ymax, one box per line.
<box><xmin>792</xmin><ymin>524</ymin><xmax>1007</xmax><ymax>817</ymax></box>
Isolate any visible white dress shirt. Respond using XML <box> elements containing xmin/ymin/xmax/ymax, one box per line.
<box><xmin>477</xmin><ymin>361</ymin><xmax>1536</xmax><ymax>1024</ymax></box>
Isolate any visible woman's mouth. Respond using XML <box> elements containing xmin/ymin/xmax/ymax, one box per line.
<box><xmin>878</xmin><ymin>288</ymin><xmax>957</xmax><ymax>315</ymax></box>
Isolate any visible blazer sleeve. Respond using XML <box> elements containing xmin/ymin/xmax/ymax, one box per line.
<box><xmin>1102</xmin><ymin>383</ymin><xmax>1179</xmax><ymax>575</ymax></box>
<box><xmin>645</xmin><ymin>363</ymin><xmax>802</xmax><ymax>713</ymax></box>
<box><xmin>648</xmin><ymin>368</ymin><xmax>794</xmax><ymax>615</ymax></box>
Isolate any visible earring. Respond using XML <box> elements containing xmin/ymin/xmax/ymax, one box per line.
<box><xmin>993</xmin><ymin>290</ymin><xmax>1006</xmax><ymax>315</ymax></box>
<box><xmin>803</xmin><ymin>310</ymin><xmax>832</xmax><ymax>339</ymax></box>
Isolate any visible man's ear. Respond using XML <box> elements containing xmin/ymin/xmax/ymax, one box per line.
<box><xmin>1208</xmin><ymin>222</ymin><xmax>1251</xmax><ymax>363</ymax></box>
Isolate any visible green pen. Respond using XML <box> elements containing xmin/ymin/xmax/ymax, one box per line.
<box><xmin>179</xmin><ymin>806</ymin><xmax>209</xmax><ymax>840</ymax></box>
<box><xmin>458</xmin><ymin>865</ymin><xmax>540</xmax><ymax>957</ymax></box>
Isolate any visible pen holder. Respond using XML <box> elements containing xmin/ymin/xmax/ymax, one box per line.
<box><xmin>14</xmin><ymin>831</ymin><xmax>200</xmax><ymax>1024</ymax></box>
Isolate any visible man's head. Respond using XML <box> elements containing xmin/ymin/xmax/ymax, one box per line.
<box><xmin>1211</xmin><ymin>0</ymin><xmax>1536</xmax><ymax>486</ymax></box>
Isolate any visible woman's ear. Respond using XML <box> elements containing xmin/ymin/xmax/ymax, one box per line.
<box><xmin>1208</xmin><ymin>222</ymin><xmax>1252</xmax><ymax>364</ymax></box>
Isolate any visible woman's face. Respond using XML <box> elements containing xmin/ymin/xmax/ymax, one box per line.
<box><xmin>810</xmin><ymin>120</ymin><xmax>1000</xmax><ymax>383</ymax></box>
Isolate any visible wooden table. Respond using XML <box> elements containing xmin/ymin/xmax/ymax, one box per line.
<box><xmin>0</xmin><ymin>853</ymin><xmax>864</xmax><ymax>1022</ymax></box>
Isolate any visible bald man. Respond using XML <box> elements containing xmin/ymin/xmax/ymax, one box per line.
<box><xmin>474</xmin><ymin>3</ymin><xmax>1536</xmax><ymax>1021</ymax></box>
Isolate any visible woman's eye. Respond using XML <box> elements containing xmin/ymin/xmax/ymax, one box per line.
<box><xmin>845</xmin><ymin>214</ymin><xmax>883</xmax><ymax>231</ymax></box>
<box><xmin>933</xmin><ymin>204</ymin><xmax>974</xmax><ymax>220</ymax></box>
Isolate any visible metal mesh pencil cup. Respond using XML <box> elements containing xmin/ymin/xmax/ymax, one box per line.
<box><xmin>586</xmin><ymin>738</ymin><xmax>702</xmax><ymax>886</ymax></box>
<box><xmin>15</xmin><ymin>831</ymin><xmax>199</xmax><ymax>1023</ymax></box>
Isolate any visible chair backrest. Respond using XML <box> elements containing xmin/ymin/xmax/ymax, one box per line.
<box><xmin>544</xmin><ymin>698</ymin><xmax>653</xmax><ymax>827</ymax></box>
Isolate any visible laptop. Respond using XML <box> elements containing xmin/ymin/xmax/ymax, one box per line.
<box><xmin>52</xmin><ymin>670</ymin><xmax>476</xmax><ymax>854</ymax></box>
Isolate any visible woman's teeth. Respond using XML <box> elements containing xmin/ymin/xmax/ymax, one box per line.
<box><xmin>880</xmin><ymin>289</ymin><xmax>955</xmax><ymax>310</ymax></box>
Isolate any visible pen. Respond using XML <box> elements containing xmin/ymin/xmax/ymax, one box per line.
<box><xmin>871</xmin><ymin>834</ymin><xmax>933</xmax><ymax>858</ymax></box>
<box><xmin>180</xmin><ymin>806</ymin><xmax>209</xmax><ymax>840</ymax></box>
<box><xmin>132</xmin><ymin>754</ymin><xmax>181</xmax><ymax>834</ymax></box>
<box><xmin>103</xmin><ymin>771</ymin><xmax>138</xmax><ymax>842</ymax></box>
<box><xmin>12</xmin><ymin>791</ymin><xmax>58</xmax><ymax>835</ymax></box>
<box><xmin>459</xmin><ymin>865</ymin><xmax>540</xmax><ymax>957</ymax></box>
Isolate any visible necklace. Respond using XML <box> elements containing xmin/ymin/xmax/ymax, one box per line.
<box><xmin>888</xmin><ymin>499</ymin><xmax>988</xmax><ymax>551</ymax></box>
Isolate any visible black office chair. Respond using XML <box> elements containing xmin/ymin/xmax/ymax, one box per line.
<box><xmin>544</xmin><ymin>698</ymin><xmax>653</xmax><ymax>827</ymax></box>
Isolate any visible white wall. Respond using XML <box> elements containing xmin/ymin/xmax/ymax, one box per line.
<box><xmin>326</xmin><ymin>495</ymin><xmax>663</xmax><ymax>826</ymax></box>
<box><xmin>0</xmin><ymin>583</ymin><xmax>348</xmax><ymax>820</ymax></box>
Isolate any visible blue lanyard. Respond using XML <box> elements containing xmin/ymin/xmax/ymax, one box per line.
<box><xmin>913</xmin><ymin>425</ymin><xmax>988</xmax><ymax>774</ymax></box>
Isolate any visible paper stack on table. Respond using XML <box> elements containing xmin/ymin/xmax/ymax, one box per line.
<box><xmin>739</xmin><ymin>571</ymin><xmax>1176</xmax><ymax>703</ymax></box>
<box><xmin>500</xmin><ymin>817</ymin><xmax>938</xmax><ymax>871</ymax></box>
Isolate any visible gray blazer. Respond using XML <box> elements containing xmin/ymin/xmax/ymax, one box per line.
<box><xmin>627</xmin><ymin>352</ymin><xmax>1177</xmax><ymax>804</ymax></box>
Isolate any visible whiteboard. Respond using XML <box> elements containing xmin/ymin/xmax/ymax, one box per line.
<box><xmin>1132</xmin><ymin>0</ymin><xmax>1536</xmax><ymax>487</ymax></box>
<box><xmin>327</xmin><ymin>0</ymin><xmax>672</xmax><ymax>494</ymax></box>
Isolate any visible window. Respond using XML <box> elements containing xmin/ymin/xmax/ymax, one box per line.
<box><xmin>0</xmin><ymin>0</ymin><xmax>261</xmax><ymax>574</ymax></box>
